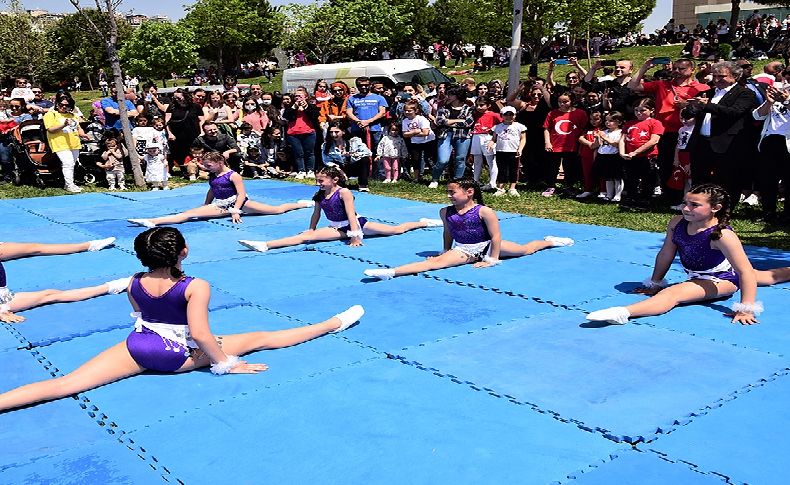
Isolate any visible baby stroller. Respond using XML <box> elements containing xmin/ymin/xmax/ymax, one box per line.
<box><xmin>10</xmin><ymin>120</ymin><xmax>59</xmax><ymax>188</ymax></box>
<box><xmin>77</xmin><ymin>119</ymin><xmax>108</xmax><ymax>185</ymax></box>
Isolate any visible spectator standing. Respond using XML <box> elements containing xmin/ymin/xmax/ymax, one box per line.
<box><xmin>346</xmin><ymin>77</ymin><xmax>388</xmax><ymax>176</ymax></box>
<box><xmin>509</xmin><ymin>81</ymin><xmax>551</xmax><ymax>186</ymax></box>
<box><xmin>43</xmin><ymin>92</ymin><xmax>85</xmax><ymax>193</ymax></box>
<box><xmin>542</xmin><ymin>93</ymin><xmax>588</xmax><ymax>197</ymax></box>
<box><xmin>101</xmin><ymin>85</ymin><xmax>139</xmax><ymax>132</ymax></box>
<box><xmin>283</xmin><ymin>90</ymin><xmax>321</xmax><ymax>179</ymax></box>
<box><xmin>432</xmin><ymin>85</ymin><xmax>474</xmax><ymax>187</ymax></box>
<box><xmin>165</xmin><ymin>89</ymin><xmax>204</xmax><ymax>167</ymax></box>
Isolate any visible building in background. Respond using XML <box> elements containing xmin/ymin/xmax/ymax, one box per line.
<box><xmin>673</xmin><ymin>0</ymin><xmax>790</xmax><ymax>28</ymax></box>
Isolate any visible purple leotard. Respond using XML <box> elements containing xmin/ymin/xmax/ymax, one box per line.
<box><xmin>672</xmin><ymin>218</ymin><xmax>739</xmax><ymax>287</ymax></box>
<box><xmin>0</xmin><ymin>261</ymin><xmax>12</xmax><ymax>307</ymax></box>
<box><xmin>125</xmin><ymin>273</ymin><xmax>196</xmax><ymax>372</ymax></box>
<box><xmin>319</xmin><ymin>189</ymin><xmax>367</xmax><ymax>232</ymax></box>
<box><xmin>446</xmin><ymin>205</ymin><xmax>490</xmax><ymax>244</ymax></box>
<box><xmin>209</xmin><ymin>170</ymin><xmax>248</xmax><ymax>209</ymax></box>
<box><xmin>0</xmin><ymin>261</ymin><xmax>6</xmax><ymax>287</ymax></box>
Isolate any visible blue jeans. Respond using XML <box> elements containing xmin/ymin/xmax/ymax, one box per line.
<box><xmin>433</xmin><ymin>135</ymin><xmax>471</xmax><ymax>182</ymax></box>
<box><xmin>287</xmin><ymin>131</ymin><xmax>316</xmax><ymax>172</ymax></box>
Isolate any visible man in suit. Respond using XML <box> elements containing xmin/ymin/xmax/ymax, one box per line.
<box><xmin>686</xmin><ymin>61</ymin><xmax>758</xmax><ymax>203</ymax></box>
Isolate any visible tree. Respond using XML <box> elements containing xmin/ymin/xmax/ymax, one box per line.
<box><xmin>282</xmin><ymin>0</ymin><xmax>413</xmax><ymax>63</ymax></box>
<box><xmin>182</xmin><ymin>0</ymin><xmax>283</xmax><ymax>76</ymax></box>
<box><xmin>428</xmin><ymin>0</ymin><xmax>513</xmax><ymax>48</ymax></box>
<box><xmin>119</xmin><ymin>21</ymin><xmax>198</xmax><ymax>87</ymax></box>
<box><xmin>68</xmin><ymin>0</ymin><xmax>144</xmax><ymax>187</ymax></box>
<box><xmin>0</xmin><ymin>1</ymin><xmax>47</xmax><ymax>85</ymax></box>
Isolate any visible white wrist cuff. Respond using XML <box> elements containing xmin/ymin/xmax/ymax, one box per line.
<box><xmin>346</xmin><ymin>230</ymin><xmax>364</xmax><ymax>239</ymax></box>
<box><xmin>482</xmin><ymin>256</ymin><xmax>501</xmax><ymax>265</ymax></box>
<box><xmin>210</xmin><ymin>355</ymin><xmax>241</xmax><ymax>375</ymax></box>
<box><xmin>0</xmin><ymin>303</ymin><xmax>10</xmax><ymax>313</ymax></box>
<box><xmin>227</xmin><ymin>208</ymin><xmax>243</xmax><ymax>214</ymax></box>
<box><xmin>731</xmin><ymin>301</ymin><xmax>764</xmax><ymax>316</ymax></box>
<box><xmin>642</xmin><ymin>278</ymin><xmax>668</xmax><ymax>289</ymax></box>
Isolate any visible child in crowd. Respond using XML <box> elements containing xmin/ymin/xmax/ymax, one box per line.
<box><xmin>587</xmin><ymin>184</ymin><xmax>790</xmax><ymax>325</ymax></box>
<box><xmin>542</xmin><ymin>93</ymin><xmax>588</xmax><ymax>197</ymax></box>
<box><xmin>376</xmin><ymin>123</ymin><xmax>408</xmax><ymax>183</ymax></box>
<box><xmin>470</xmin><ymin>95</ymin><xmax>501</xmax><ymax>189</ymax></box>
<box><xmin>322</xmin><ymin>122</ymin><xmax>373</xmax><ymax>191</ymax></box>
<box><xmin>487</xmin><ymin>106</ymin><xmax>526</xmax><ymax>196</ymax></box>
<box><xmin>236</xmin><ymin>122</ymin><xmax>261</xmax><ymax>157</ymax></box>
<box><xmin>363</xmin><ymin>178</ymin><xmax>573</xmax><ymax>280</ymax></box>
<box><xmin>402</xmin><ymin>99</ymin><xmax>435</xmax><ymax>181</ymax></box>
<box><xmin>183</xmin><ymin>144</ymin><xmax>208</xmax><ymax>181</ymax></box>
<box><xmin>619</xmin><ymin>98</ymin><xmax>663</xmax><ymax>204</ymax></box>
<box><xmin>151</xmin><ymin>117</ymin><xmax>169</xmax><ymax>160</ymax></box>
<box><xmin>99</xmin><ymin>137</ymin><xmax>127</xmax><ymax>191</ymax></box>
<box><xmin>128</xmin><ymin>152</ymin><xmax>312</xmax><ymax>228</ymax></box>
<box><xmin>669</xmin><ymin>109</ymin><xmax>695</xmax><ymax>210</ymax></box>
<box><xmin>0</xmin><ymin>227</ymin><xmax>364</xmax><ymax>412</ymax></box>
<box><xmin>593</xmin><ymin>111</ymin><xmax>625</xmax><ymax>202</ymax></box>
<box><xmin>576</xmin><ymin>111</ymin><xmax>603</xmax><ymax>199</ymax></box>
<box><xmin>238</xmin><ymin>166</ymin><xmax>443</xmax><ymax>253</ymax></box>
<box><xmin>0</xmin><ymin>237</ymin><xmax>121</xmax><ymax>323</ymax></box>
<box><xmin>261</xmin><ymin>125</ymin><xmax>290</xmax><ymax>174</ymax></box>
<box><xmin>143</xmin><ymin>141</ymin><xmax>169</xmax><ymax>191</ymax></box>
<box><xmin>131</xmin><ymin>115</ymin><xmax>154</xmax><ymax>157</ymax></box>
<box><xmin>241</xmin><ymin>146</ymin><xmax>268</xmax><ymax>178</ymax></box>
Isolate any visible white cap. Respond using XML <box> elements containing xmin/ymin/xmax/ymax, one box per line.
<box><xmin>500</xmin><ymin>106</ymin><xmax>516</xmax><ymax>115</ymax></box>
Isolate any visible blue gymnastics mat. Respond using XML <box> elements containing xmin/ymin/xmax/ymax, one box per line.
<box><xmin>2</xmin><ymin>179</ymin><xmax>790</xmax><ymax>483</ymax></box>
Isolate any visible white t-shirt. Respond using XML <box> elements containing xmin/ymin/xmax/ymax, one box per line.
<box><xmin>402</xmin><ymin>115</ymin><xmax>435</xmax><ymax>144</ymax></box>
<box><xmin>597</xmin><ymin>128</ymin><xmax>621</xmax><ymax>154</ymax></box>
<box><xmin>492</xmin><ymin>122</ymin><xmax>527</xmax><ymax>152</ymax></box>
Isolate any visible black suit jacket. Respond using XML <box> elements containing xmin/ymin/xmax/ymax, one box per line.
<box><xmin>687</xmin><ymin>84</ymin><xmax>758</xmax><ymax>154</ymax></box>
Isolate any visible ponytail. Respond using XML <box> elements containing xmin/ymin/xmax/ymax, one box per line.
<box><xmin>449</xmin><ymin>177</ymin><xmax>485</xmax><ymax>205</ymax></box>
<box><xmin>133</xmin><ymin>227</ymin><xmax>186</xmax><ymax>278</ymax></box>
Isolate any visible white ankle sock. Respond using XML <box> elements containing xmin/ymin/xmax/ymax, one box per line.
<box><xmin>88</xmin><ymin>237</ymin><xmax>116</xmax><ymax>251</ymax></box>
<box><xmin>128</xmin><ymin>219</ymin><xmax>155</xmax><ymax>228</ymax></box>
<box><xmin>419</xmin><ymin>218</ymin><xmax>443</xmax><ymax>227</ymax></box>
<box><xmin>364</xmin><ymin>268</ymin><xmax>395</xmax><ymax>280</ymax></box>
<box><xmin>297</xmin><ymin>199</ymin><xmax>315</xmax><ymax>207</ymax></box>
<box><xmin>544</xmin><ymin>236</ymin><xmax>574</xmax><ymax>247</ymax></box>
<box><xmin>331</xmin><ymin>305</ymin><xmax>365</xmax><ymax>332</ymax></box>
<box><xmin>238</xmin><ymin>240</ymin><xmax>269</xmax><ymax>252</ymax></box>
<box><xmin>586</xmin><ymin>306</ymin><xmax>631</xmax><ymax>325</ymax></box>
<box><xmin>105</xmin><ymin>276</ymin><xmax>132</xmax><ymax>295</ymax></box>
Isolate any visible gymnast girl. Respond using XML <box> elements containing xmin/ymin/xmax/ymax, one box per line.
<box><xmin>587</xmin><ymin>184</ymin><xmax>790</xmax><ymax>325</ymax></box>
<box><xmin>128</xmin><ymin>151</ymin><xmax>313</xmax><ymax>228</ymax></box>
<box><xmin>238</xmin><ymin>166</ymin><xmax>443</xmax><ymax>252</ymax></box>
<box><xmin>0</xmin><ymin>226</ymin><xmax>364</xmax><ymax>412</ymax></box>
<box><xmin>362</xmin><ymin>178</ymin><xmax>574</xmax><ymax>280</ymax></box>
<box><xmin>0</xmin><ymin>237</ymin><xmax>127</xmax><ymax>323</ymax></box>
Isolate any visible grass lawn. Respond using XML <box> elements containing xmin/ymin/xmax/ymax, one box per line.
<box><xmin>13</xmin><ymin>44</ymin><xmax>786</xmax><ymax>249</ymax></box>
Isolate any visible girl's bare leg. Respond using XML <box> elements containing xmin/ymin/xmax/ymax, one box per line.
<box><xmin>147</xmin><ymin>205</ymin><xmax>226</xmax><ymax>225</ymax></box>
<box><xmin>756</xmin><ymin>267</ymin><xmax>790</xmax><ymax>286</ymax></box>
<box><xmin>391</xmin><ymin>250</ymin><xmax>472</xmax><ymax>277</ymax></box>
<box><xmin>243</xmin><ymin>200</ymin><xmax>311</xmax><ymax>215</ymax></box>
<box><xmin>500</xmin><ymin>240</ymin><xmax>554</xmax><ymax>257</ymax></box>
<box><xmin>259</xmin><ymin>227</ymin><xmax>344</xmax><ymax>250</ymax></box>
<box><xmin>362</xmin><ymin>220</ymin><xmax>431</xmax><ymax>237</ymax></box>
<box><xmin>179</xmin><ymin>316</ymin><xmax>346</xmax><ymax>371</ymax></box>
<box><xmin>626</xmin><ymin>280</ymin><xmax>737</xmax><ymax>318</ymax></box>
<box><xmin>9</xmin><ymin>284</ymin><xmax>113</xmax><ymax>312</ymax></box>
<box><xmin>0</xmin><ymin>242</ymin><xmax>92</xmax><ymax>261</ymax></box>
<box><xmin>0</xmin><ymin>342</ymin><xmax>144</xmax><ymax>412</ymax></box>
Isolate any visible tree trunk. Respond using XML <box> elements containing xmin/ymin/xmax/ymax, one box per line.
<box><xmin>162</xmin><ymin>78</ymin><xmax>168</xmax><ymax>88</ymax></box>
<box><xmin>218</xmin><ymin>45</ymin><xmax>224</xmax><ymax>80</ymax></box>
<box><xmin>105</xmin><ymin>6</ymin><xmax>145</xmax><ymax>187</ymax></box>
<box><xmin>730</xmin><ymin>0</ymin><xmax>740</xmax><ymax>32</ymax></box>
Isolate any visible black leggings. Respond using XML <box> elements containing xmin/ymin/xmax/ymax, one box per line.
<box><xmin>496</xmin><ymin>152</ymin><xmax>519</xmax><ymax>184</ymax></box>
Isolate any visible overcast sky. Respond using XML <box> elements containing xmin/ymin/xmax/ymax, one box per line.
<box><xmin>16</xmin><ymin>0</ymin><xmax>672</xmax><ymax>34</ymax></box>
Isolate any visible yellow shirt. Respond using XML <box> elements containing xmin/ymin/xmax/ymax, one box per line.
<box><xmin>43</xmin><ymin>110</ymin><xmax>81</xmax><ymax>153</ymax></box>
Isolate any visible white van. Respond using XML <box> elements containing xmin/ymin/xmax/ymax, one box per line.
<box><xmin>282</xmin><ymin>59</ymin><xmax>452</xmax><ymax>93</ymax></box>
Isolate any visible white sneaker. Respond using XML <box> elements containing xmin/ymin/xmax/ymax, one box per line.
<box><xmin>653</xmin><ymin>186</ymin><xmax>662</xmax><ymax>197</ymax></box>
<box><xmin>611</xmin><ymin>195</ymin><xmax>621</xmax><ymax>202</ymax></box>
<box><xmin>493</xmin><ymin>188</ymin><xmax>506</xmax><ymax>197</ymax></box>
<box><xmin>162</xmin><ymin>186</ymin><xmax>171</xmax><ymax>191</ymax></box>
<box><xmin>189</xmin><ymin>175</ymin><xmax>197</xmax><ymax>181</ymax></box>
<box><xmin>586</xmin><ymin>306</ymin><xmax>631</xmax><ymax>325</ymax></box>
<box><xmin>508</xmin><ymin>188</ymin><xmax>520</xmax><ymax>197</ymax></box>
<box><xmin>118</xmin><ymin>185</ymin><xmax>126</xmax><ymax>190</ymax></box>
<box><xmin>238</xmin><ymin>240</ymin><xmax>269</xmax><ymax>252</ymax></box>
<box><xmin>331</xmin><ymin>305</ymin><xmax>365</xmax><ymax>333</ymax></box>
<box><xmin>544</xmin><ymin>236</ymin><xmax>574</xmax><ymax>247</ymax></box>
<box><xmin>297</xmin><ymin>199</ymin><xmax>315</xmax><ymax>207</ymax></box>
<box><xmin>88</xmin><ymin>237</ymin><xmax>116</xmax><ymax>252</ymax></box>
<box><xmin>359</xmin><ymin>187</ymin><xmax>369</xmax><ymax>192</ymax></box>
<box><xmin>364</xmin><ymin>268</ymin><xmax>395</xmax><ymax>280</ymax></box>
<box><xmin>105</xmin><ymin>276</ymin><xmax>132</xmax><ymax>295</ymax></box>
<box><xmin>597</xmin><ymin>192</ymin><xmax>608</xmax><ymax>199</ymax></box>
<box><xmin>419</xmin><ymin>218</ymin><xmax>444</xmax><ymax>227</ymax></box>
<box><xmin>576</xmin><ymin>191</ymin><xmax>593</xmax><ymax>199</ymax></box>
<box><xmin>65</xmin><ymin>185</ymin><xmax>82</xmax><ymax>193</ymax></box>
<box><xmin>295</xmin><ymin>172</ymin><xmax>306</xmax><ymax>180</ymax></box>
<box><xmin>152</xmin><ymin>187</ymin><xmax>160</xmax><ymax>191</ymax></box>
<box><xmin>107</xmin><ymin>187</ymin><xmax>116</xmax><ymax>191</ymax></box>
<box><xmin>428</xmin><ymin>181</ymin><xmax>439</xmax><ymax>189</ymax></box>
<box><xmin>306</xmin><ymin>171</ymin><xmax>316</xmax><ymax>179</ymax></box>
<box><xmin>127</xmin><ymin>218</ymin><xmax>156</xmax><ymax>228</ymax></box>
<box><xmin>743</xmin><ymin>194</ymin><xmax>759</xmax><ymax>206</ymax></box>
<box><xmin>383</xmin><ymin>179</ymin><xmax>391</xmax><ymax>184</ymax></box>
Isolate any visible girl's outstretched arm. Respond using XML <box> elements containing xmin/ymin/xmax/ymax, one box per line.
<box><xmin>637</xmin><ymin>216</ymin><xmax>680</xmax><ymax>294</ymax></box>
<box><xmin>307</xmin><ymin>203</ymin><xmax>322</xmax><ymax>230</ymax></box>
<box><xmin>339</xmin><ymin>189</ymin><xmax>363</xmax><ymax>246</ymax></box>
<box><xmin>715</xmin><ymin>229</ymin><xmax>760</xmax><ymax>324</ymax></box>
<box><xmin>203</xmin><ymin>187</ymin><xmax>214</xmax><ymax>206</ymax></box>
<box><xmin>476</xmin><ymin>206</ymin><xmax>501</xmax><ymax>267</ymax></box>
<box><xmin>228</xmin><ymin>172</ymin><xmax>247</xmax><ymax>223</ymax></box>
<box><xmin>440</xmin><ymin>208</ymin><xmax>453</xmax><ymax>253</ymax></box>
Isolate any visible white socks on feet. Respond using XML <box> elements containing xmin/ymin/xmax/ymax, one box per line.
<box><xmin>364</xmin><ymin>268</ymin><xmax>395</xmax><ymax>280</ymax></box>
<box><xmin>544</xmin><ymin>236</ymin><xmax>574</xmax><ymax>247</ymax></box>
<box><xmin>105</xmin><ymin>276</ymin><xmax>132</xmax><ymax>294</ymax></box>
<box><xmin>128</xmin><ymin>219</ymin><xmax>155</xmax><ymax>228</ymax></box>
<box><xmin>238</xmin><ymin>240</ymin><xmax>269</xmax><ymax>252</ymax></box>
<box><xmin>331</xmin><ymin>305</ymin><xmax>365</xmax><ymax>333</ymax></box>
<box><xmin>297</xmin><ymin>199</ymin><xmax>315</xmax><ymax>207</ymax></box>
<box><xmin>88</xmin><ymin>237</ymin><xmax>116</xmax><ymax>251</ymax></box>
<box><xmin>419</xmin><ymin>218</ymin><xmax>444</xmax><ymax>227</ymax></box>
<box><xmin>586</xmin><ymin>306</ymin><xmax>631</xmax><ymax>325</ymax></box>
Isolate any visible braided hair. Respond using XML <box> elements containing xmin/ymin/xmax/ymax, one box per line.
<box><xmin>689</xmin><ymin>183</ymin><xmax>731</xmax><ymax>241</ymax></box>
<box><xmin>133</xmin><ymin>227</ymin><xmax>187</xmax><ymax>278</ymax></box>
<box><xmin>449</xmin><ymin>177</ymin><xmax>485</xmax><ymax>205</ymax></box>
<box><xmin>312</xmin><ymin>165</ymin><xmax>348</xmax><ymax>202</ymax></box>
